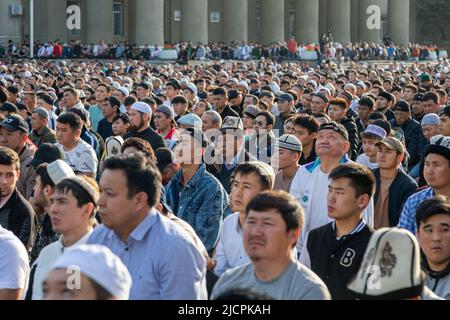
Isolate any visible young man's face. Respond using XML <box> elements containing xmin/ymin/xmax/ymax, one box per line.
<box><xmin>424</xmin><ymin>153</ymin><xmax>450</xmax><ymax>190</ymax></box>
<box><xmin>327</xmin><ymin>105</ymin><xmax>346</xmax><ymax>122</ymax></box>
<box><xmin>101</xmin><ymin>101</ymin><xmax>116</xmax><ymax>119</ymax></box>
<box><xmin>95</xmin><ymin>86</ymin><xmax>109</xmax><ymax>102</ymax></box>
<box><xmin>417</xmin><ymin>214</ymin><xmax>450</xmax><ymax>270</ymax></box>
<box><xmin>439</xmin><ymin>114</ymin><xmax>450</xmax><ymax>136</ymax></box>
<box><xmin>271</xmin><ymin>147</ymin><xmax>299</xmax><ymax>172</ymax></box>
<box><xmin>403</xmin><ymin>88</ymin><xmax>415</xmax><ymax>101</ymax></box>
<box><xmin>56</xmin><ymin>122</ymin><xmax>79</xmax><ymax>147</ymax></box>
<box><xmin>230</xmin><ymin>172</ymin><xmax>264</xmax><ymax>214</ymax></box>
<box><xmin>394</xmin><ymin>110</ymin><xmax>411</xmax><ymax>126</ymax></box>
<box><xmin>173</xmin><ymin>134</ymin><xmax>202</xmax><ymax>166</ymax></box>
<box><xmin>310</xmin><ymin>97</ymin><xmax>327</xmax><ymax>114</ymax></box>
<box><xmin>327</xmin><ymin>177</ymin><xmax>367</xmax><ymax>220</ymax></box>
<box><xmin>0</xmin><ymin>163</ymin><xmax>19</xmax><ymax>198</ymax></box>
<box><xmin>112</xmin><ymin>118</ymin><xmax>129</xmax><ymax>136</ymax></box>
<box><xmin>153</xmin><ymin>111</ymin><xmax>171</xmax><ymax>132</ymax></box>
<box><xmin>358</xmin><ymin>105</ymin><xmax>372</xmax><ymax>121</ymax></box>
<box><xmin>253</xmin><ymin>115</ymin><xmax>270</xmax><ymax>136</ymax></box>
<box><xmin>136</xmin><ymin>86</ymin><xmax>149</xmax><ymax>99</ymax></box>
<box><xmin>277</xmin><ymin>100</ymin><xmax>292</xmax><ymax>115</ymax></box>
<box><xmin>376</xmin><ymin>145</ymin><xmax>401</xmax><ymax>170</ymax></box>
<box><xmin>43</xmin><ymin>269</ymin><xmax>98</xmax><ymax>300</ymax></box>
<box><xmin>283</xmin><ymin>120</ymin><xmax>295</xmax><ymax>135</ymax></box>
<box><xmin>50</xmin><ymin>189</ymin><xmax>91</xmax><ymax>235</ymax></box>
<box><xmin>375</xmin><ymin>97</ymin><xmax>389</xmax><ymax>111</ymax></box>
<box><xmin>422</xmin><ymin>125</ymin><xmax>440</xmax><ymax>141</ymax></box>
<box><xmin>33</xmin><ymin>175</ymin><xmax>51</xmax><ymax>209</ymax></box>
<box><xmin>172</xmin><ymin>103</ymin><xmax>187</xmax><ymax>116</ymax></box>
<box><xmin>423</xmin><ymin>100</ymin><xmax>440</xmax><ymax>115</ymax></box>
<box><xmin>0</xmin><ymin>128</ymin><xmax>26</xmax><ymax>152</ymax></box>
<box><xmin>243</xmin><ymin>209</ymin><xmax>298</xmax><ymax>262</ymax></box>
<box><xmin>362</xmin><ymin>136</ymin><xmax>379</xmax><ymax>158</ymax></box>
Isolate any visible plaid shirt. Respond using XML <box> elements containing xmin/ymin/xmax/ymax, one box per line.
<box><xmin>397</xmin><ymin>187</ymin><xmax>434</xmax><ymax>234</ymax></box>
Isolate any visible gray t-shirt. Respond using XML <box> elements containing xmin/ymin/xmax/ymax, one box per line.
<box><xmin>211</xmin><ymin>260</ymin><xmax>331</xmax><ymax>300</ymax></box>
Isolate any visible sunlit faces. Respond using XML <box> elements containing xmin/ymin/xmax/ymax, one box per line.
<box><xmin>424</xmin><ymin>153</ymin><xmax>450</xmax><ymax>190</ymax></box>
<box><xmin>230</xmin><ymin>172</ymin><xmax>264</xmax><ymax>214</ymax></box>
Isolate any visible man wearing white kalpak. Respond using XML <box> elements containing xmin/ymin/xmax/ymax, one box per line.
<box><xmin>42</xmin><ymin>244</ymin><xmax>132</xmax><ymax>300</ymax></box>
<box><xmin>290</xmin><ymin>122</ymin><xmax>374</xmax><ymax>255</ymax></box>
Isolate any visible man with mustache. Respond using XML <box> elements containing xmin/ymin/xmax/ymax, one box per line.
<box><xmin>211</xmin><ymin>191</ymin><xmax>330</xmax><ymax>300</ymax></box>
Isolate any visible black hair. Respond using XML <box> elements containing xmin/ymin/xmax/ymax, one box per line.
<box><xmin>58</xmin><ymin>111</ymin><xmax>83</xmax><ymax>130</ymax></box>
<box><xmin>102</xmin><ymin>153</ymin><xmax>162</xmax><ymax>207</ymax></box>
<box><xmin>293</xmin><ymin>114</ymin><xmax>320</xmax><ymax>134</ymax></box>
<box><xmin>416</xmin><ymin>196</ymin><xmax>450</xmax><ymax>228</ymax></box>
<box><xmin>422</xmin><ymin>91</ymin><xmax>439</xmax><ymax>104</ymax></box>
<box><xmin>36</xmin><ymin>163</ymin><xmax>54</xmax><ymax>188</ymax></box>
<box><xmin>54</xmin><ymin>177</ymin><xmax>98</xmax><ymax>219</ymax></box>
<box><xmin>121</xmin><ymin>137</ymin><xmax>156</xmax><ymax>164</ymax></box>
<box><xmin>171</xmin><ymin>96</ymin><xmax>188</xmax><ymax>105</ymax></box>
<box><xmin>0</xmin><ymin>146</ymin><xmax>20</xmax><ymax>170</ymax></box>
<box><xmin>246</xmin><ymin>190</ymin><xmax>304</xmax><ymax>232</ymax></box>
<box><xmin>255</xmin><ymin>111</ymin><xmax>275</xmax><ymax>126</ymax></box>
<box><xmin>232</xmin><ymin>162</ymin><xmax>273</xmax><ymax>191</ymax></box>
<box><xmin>329</xmin><ymin>163</ymin><xmax>376</xmax><ymax>198</ymax></box>
<box><xmin>359</xmin><ymin>96</ymin><xmax>375</xmax><ymax>109</ymax></box>
<box><xmin>124</xmin><ymin>96</ymin><xmax>138</xmax><ymax>107</ymax></box>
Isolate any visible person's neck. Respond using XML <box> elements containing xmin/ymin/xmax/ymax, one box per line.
<box><xmin>63</xmin><ymin>139</ymin><xmax>79</xmax><ymax>151</ymax></box>
<box><xmin>319</xmin><ymin>156</ymin><xmax>342</xmax><ymax>173</ymax></box>
<box><xmin>137</xmin><ymin>124</ymin><xmax>149</xmax><ymax>133</ymax></box>
<box><xmin>181</xmin><ymin>163</ymin><xmax>201</xmax><ymax>184</ymax></box>
<box><xmin>115</xmin><ymin>210</ymin><xmax>149</xmax><ymax>243</ymax></box>
<box><xmin>216</xmin><ymin>104</ymin><xmax>226</xmax><ymax>113</ymax></box>
<box><xmin>427</xmin><ymin>259</ymin><xmax>450</xmax><ymax>273</ymax></box>
<box><xmin>434</xmin><ymin>184</ymin><xmax>450</xmax><ymax>198</ymax></box>
<box><xmin>282</xmin><ymin>163</ymin><xmax>300</xmax><ymax>179</ymax></box>
<box><xmin>380</xmin><ymin>166</ymin><xmax>399</xmax><ymax>179</ymax></box>
<box><xmin>159</xmin><ymin>126</ymin><xmax>172</xmax><ymax>137</ymax></box>
<box><xmin>106</xmin><ymin>114</ymin><xmax>115</xmax><ymax>123</ymax></box>
<box><xmin>335</xmin><ymin>213</ymin><xmax>363</xmax><ymax>238</ymax></box>
<box><xmin>361</xmin><ymin>118</ymin><xmax>369</xmax><ymax>126</ymax></box>
<box><xmin>253</xmin><ymin>255</ymin><xmax>293</xmax><ymax>282</ymax></box>
<box><xmin>302</xmin><ymin>143</ymin><xmax>313</xmax><ymax>159</ymax></box>
<box><xmin>61</xmin><ymin>224</ymin><xmax>91</xmax><ymax>247</ymax></box>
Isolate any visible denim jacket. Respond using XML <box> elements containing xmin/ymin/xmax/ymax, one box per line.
<box><xmin>166</xmin><ymin>164</ymin><xmax>232</xmax><ymax>253</ymax></box>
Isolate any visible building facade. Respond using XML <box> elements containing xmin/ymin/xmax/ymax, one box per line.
<box><xmin>0</xmin><ymin>0</ymin><xmax>420</xmax><ymax>46</ymax></box>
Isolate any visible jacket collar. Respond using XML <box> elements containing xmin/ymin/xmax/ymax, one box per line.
<box><xmin>174</xmin><ymin>163</ymin><xmax>207</xmax><ymax>190</ymax></box>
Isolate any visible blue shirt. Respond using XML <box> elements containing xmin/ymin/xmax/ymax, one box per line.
<box><xmin>87</xmin><ymin>209</ymin><xmax>207</xmax><ymax>300</ymax></box>
<box><xmin>166</xmin><ymin>164</ymin><xmax>232</xmax><ymax>252</ymax></box>
<box><xmin>397</xmin><ymin>187</ymin><xmax>434</xmax><ymax>234</ymax></box>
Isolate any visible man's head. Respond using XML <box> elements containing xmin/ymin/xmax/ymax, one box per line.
<box><xmin>393</xmin><ymin>100</ymin><xmax>411</xmax><ymax>126</ymax></box>
<box><xmin>244</xmin><ymin>191</ymin><xmax>304</xmax><ymax>262</ymax></box>
<box><xmin>0</xmin><ymin>115</ymin><xmax>29</xmax><ymax>152</ymax></box>
<box><xmin>0</xmin><ymin>147</ymin><xmax>20</xmax><ymax>198</ymax></box>
<box><xmin>173</xmin><ymin>128</ymin><xmax>206</xmax><ymax>166</ymax></box>
<box><xmin>423</xmin><ymin>135</ymin><xmax>450</xmax><ymax>192</ymax></box>
<box><xmin>376</xmin><ymin>137</ymin><xmax>405</xmax><ymax>170</ymax></box>
<box><xmin>43</xmin><ymin>244</ymin><xmax>131</xmax><ymax>300</ymax></box>
<box><xmin>102</xmin><ymin>97</ymin><xmax>120</xmax><ymax>120</ymax></box>
<box><xmin>271</xmin><ymin>134</ymin><xmax>302</xmax><ymax>172</ymax></box>
<box><xmin>56</xmin><ymin>112</ymin><xmax>82</xmax><ymax>147</ymax></box>
<box><xmin>31</xmin><ymin>107</ymin><xmax>49</xmax><ymax>132</ymax></box>
<box><xmin>62</xmin><ymin>88</ymin><xmax>79</xmax><ymax>109</ymax></box>
<box><xmin>171</xmin><ymin>96</ymin><xmax>189</xmax><ymax>117</ymax></box>
<box><xmin>154</xmin><ymin>105</ymin><xmax>175</xmax><ymax>132</ymax></box>
<box><xmin>253</xmin><ymin>111</ymin><xmax>275</xmax><ymax>136</ymax></box>
<box><xmin>316</xmin><ymin>122</ymin><xmax>350</xmax><ymax>159</ymax></box>
<box><xmin>421</xmin><ymin>113</ymin><xmax>441</xmax><ymax>141</ymax></box>
<box><xmin>422</xmin><ymin>92</ymin><xmax>440</xmax><ymax>115</ymax></box>
<box><xmin>375</xmin><ymin>91</ymin><xmax>394</xmax><ymax>112</ymax></box>
<box><xmin>154</xmin><ymin>147</ymin><xmax>179</xmax><ymax>186</ymax></box>
<box><xmin>416</xmin><ymin>196</ymin><xmax>450</xmax><ymax>272</ymax></box>
<box><xmin>217</xmin><ymin>117</ymin><xmax>245</xmax><ymax>161</ymax></box>
<box><xmin>357</xmin><ymin>96</ymin><xmax>375</xmax><ymax>122</ymax></box>
<box><xmin>212</xmin><ymin>87</ymin><xmax>228</xmax><ymax>109</ymax></box>
<box><xmin>50</xmin><ymin>175</ymin><xmax>99</xmax><ymax>234</ymax></box>
<box><xmin>327</xmin><ymin>98</ymin><xmax>348</xmax><ymax>122</ymax></box>
<box><xmin>230</xmin><ymin>162</ymin><xmax>275</xmax><ymax>214</ymax></box>
<box><xmin>201</xmin><ymin>110</ymin><xmax>222</xmax><ymax>131</ymax></box>
<box><xmin>439</xmin><ymin>106</ymin><xmax>450</xmax><ymax>136</ymax></box>
<box><xmin>95</xmin><ymin>83</ymin><xmax>111</xmax><ymax>103</ymax></box>
<box><xmin>136</xmin><ymin>82</ymin><xmax>151</xmax><ymax>99</ymax></box>
<box><xmin>292</xmin><ymin>114</ymin><xmax>319</xmax><ymax>148</ymax></box>
<box><xmin>98</xmin><ymin>153</ymin><xmax>162</xmax><ymax>237</ymax></box>
<box><xmin>129</xmin><ymin>102</ymin><xmax>151</xmax><ymax>132</ymax></box>
<box><xmin>328</xmin><ymin>163</ymin><xmax>376</xmax><ymax>220</ymax></box>
<box><xmin>310</xmin><ymin>93</ymin><xmax>329</xmax><ymax>114</ymax></box>
<box><xmin>277</xmin><ymin>93</ymin><xmax>294</xmax><ymax>116</ymax></box>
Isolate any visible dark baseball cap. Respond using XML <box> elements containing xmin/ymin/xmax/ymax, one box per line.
<box><xmin>155</xmin><ymin>148</ymin><xmax>175</xmax><ymax>172</ymax></box>
<box><xmin>227</xmin><ymin>89</ymin><xmax>241</xmax><ymax>100</ymax></box>
<box><xmin>28</xmin><ymin>143</ymin><xmax>64</xmax><ymax>168</ymax></box>
<box><xmin>413</xmin><ymin>93</ymin><xmax>424</xmax><ymax>102</ymax></box>
<box><xmin>277</xmin><ymin>93</ymin><xmax>294</xmax><ymax>102</ymax></box>
<box><xmin>0</xmin><ymin>114</ymin><xmax>29</xmax><ymax>134</ymax></box>
<box><xmin>394</xmin><ymin>100</ymin><xmax>411</xmax><ymax>113</ymax></box>
<box><xmin>0</xmin><ymin>102</ymin><xmax>19</xmax><ymax>114</ymax></box>
<box><xmin>318</xmin><ymin>121</ymin><xmax>349</xmax><ymax>141</ymax></box>
<box><xmin>377</xmin><ymin>91</ymin><xmax>394</xmax><ymax>102</ymax></box>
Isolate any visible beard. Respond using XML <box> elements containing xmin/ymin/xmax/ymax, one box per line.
<box><xmin>130</xmin><ymin>117</ymin><xmax>145</xmax><ymax>132</ymax></box>
<box><xmin>34</xmin><ymin>190</ymin><xmax>48</xmax><ymax>210</ymax></box>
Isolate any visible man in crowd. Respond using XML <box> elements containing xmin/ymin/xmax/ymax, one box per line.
<box><xmin>154</xmin><ymin>105</ymin><xmax>178</xmax><ymax>150</ymax></box>
<box><xmin>29</xmin><ymin>108</ymin><xmax>57</xmax><ymax>147</ymax></box>
<box><xmin>271</xmin><ymin>134</ymin><xmax>302</xmax><ymax>192</ymax></box>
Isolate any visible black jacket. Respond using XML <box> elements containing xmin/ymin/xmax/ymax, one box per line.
<box><xmin>373</xmin><ymin>168</ymin><xmax>418</xmax><ymax>226</ymax></box>
<box><xmin>307</xmin><ymin>222</ymin><xmax>373</xmax><ymax>299</ymax></box>
<box><xmin>123</xmin><ymin>126</ymin><xmax>165</xmax><ymax>151</ymax></box>
<box><xmin>218</xmin><ymin>105</ymin><xmax>239</xmax><ymax>120</ymax></box>
<box><xmin>389</xmin><ymin>118</ymin><xmax>426</xmax><ymax>168</ymax></box>
<box><xmin>0</xmin><ymin>189</ymin><xmax>36</xmax><ymax>250</ymax></box>
<box><xmin>340</xmin><ymin>116</ymin><xmax>360</xmax><ymax>161</ymax></box>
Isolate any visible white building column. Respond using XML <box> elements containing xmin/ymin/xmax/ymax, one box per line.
<box><xmin>133</xmin><ymin>0</ymin><xmax>164</xmax><ymax>45</ymax></box>
<box><xmin>223</xmin><ymin>0</ymin><xmax>248</xmax><ymax>43</ymax></box>
<box><xmin>260</xmin><ymin>0</ymin><xmax>285</xmax><ymax>44</ymax></box>
<box><xmin>180</xmin><ymin>0</ymin><xmax>208</xmax><ymax>43</ymax></box>
<box><xmin>388</xmin><ymin>0</ymin><xmax>410</xmax><ymax>44</ymax></box>
<box><xmin>86</xmin><ymin>0</ymin><xmax>113</xmax><ymax>43</ymax></box>
<box><xmin>327</xmin><ymin>0</ymin><xmax>351</xmax><ymax>43</ymax></box>
<box><xmin>295</xmin><ymin>0</ymin><xmax>319</xmax><ymax>43</ymax></box>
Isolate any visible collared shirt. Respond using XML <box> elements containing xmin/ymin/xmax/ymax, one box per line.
<box><xmin>397</xmin><ymin>187</ymin><xmax>434</xmax><ymax>234</ymax></box>
<box><xmin>87</xmin><ymin>209</ymin><xmax>207</xmax><ymax>300</ymax></box>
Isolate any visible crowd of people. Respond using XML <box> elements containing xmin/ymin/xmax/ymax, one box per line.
<box><xmin>0</xmin><ymin>52</ymin><xmax>449</xmax><ymax>300</ymax></box>
<box><xmin>1</xmin><ymin>34</ymin><xmax>446</xmax><ymax>64</ymax></box>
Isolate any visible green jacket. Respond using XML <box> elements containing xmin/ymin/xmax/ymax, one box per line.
<box><xmin>29</xmin><ymin>126</ymin><xmax>57</xmax><ymax>147</ymax></box>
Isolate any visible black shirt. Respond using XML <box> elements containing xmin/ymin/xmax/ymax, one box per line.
<box><xmin>123</xmin><ymin>126</ymin><xmax>165</xmax><ymax>151</ymax></box>
<box><xmin>218</xmin><ymin>105</ymin><xmax>239</xmax><ymax>120</ymax></box>
<box><xmin>299</xmin><ymin>141</ymin><xmax>317</xmax><ymax>165</ymax></box>
<box><xmin>97</xmin><ymin>118</ymin><xmax>114</xmax><ymax>141</ymax></box>
<box><xmin>307</xmin><ymin>221</ymin><xmax>373</xmax><ymax>299</ymax></box>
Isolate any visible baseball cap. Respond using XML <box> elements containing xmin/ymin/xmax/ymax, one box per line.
<box><xmin>155</xmin><ymin>147</ymin><xmax>175</xmax><ymax>172</ymax></box>
<box><xmin>28</xmin><ymin>143</ymin><xmax>64</xmax><ymax>168</ymax></box>
<box><xmin>0</xmin><ymin>114</ymin><xmax>29</xmax><ymax>134</ymax></box>
<box><xmin>394</xmin><ymin>100</ymin><xmax>411</xmax><ymax>113</ymax></box>
<box><xmin>177</xmin><ymin>113</ymin><xmax>202</xmax><ymax>130</ymax></box>
<box><xmin>185</xmin><ymin>83</ymin><xmax>198</xmax><ymax>96</ymax></box>
<box><xmin>166</xmin><ymin>79</ymin><xmax>181</xmax><ymax>90</ymax></box>
<box><xmin>0</xmin><ymin>102</ymin><xmax>19</xmax><ymax>114</ymax></box>
<box><xmin>227</xmin><ymin>89</ymin><xmax>241</xmax><ymax>100</ymax></box>
<box><xmin>277</xmin><ymin>93</ymin><xmax>294</xmax><ymax>103</ymax></box>
<box><xmin>377</xmin><ymin>91</ymin><xmax>394</xmax><ymax>102</ymax></box>
<box><xmin>362</xmin><ymin>124</ymin><xmax>387</xmax><ymax>140</ymax></box>
<box><xmin>424</xmin><ymin>134</ymin><xmax>450</xmax><ymax>161</ymax></box>
<box><xmin>413</xmin><ymin>93</ymin><xmax>424</xmax><ymax>102</ymax></box>
<box><xmin>347</xmin><ymin>228</ymin><xmax>425</xmax><ymax>299</ymax></box>
<box><xmin>156</xmin><ymin>104</ymin><xmax>175</xmax><ymax>119</ymax></box>
<box><xmin>243</xmin><ymin>105</ymin><xmax>261</xmax><ymax>119</ymax></box>
<box><xmin>131</xmin><ymin>101</ymin><xmax>152</xmax><ymax>115</ymax></box>
<box><xmin>32</xmin><ymin>107</ymin><xmax>49</xmax><ymax>120</ymax></box>
<box><xmin>274</xmin><ymin>134</ymin><xmax>302</xmax><ymax>152</ymax></box>
<box><xmin>50</xmin><ymin>244</ymin><xmax>132</xmax><ymax>300</ymax></box>
<box><xmin>318</xmin><ymin>121</ymin><xmax>349</xmax><ymax>141</ymax></box>
<box><xmin>46</xmin><ymin>159</ymin><xmax>75</xmax><ymax>185</ymax></box>
<box><xmin>376</xmin><ymin>137</ymin><xmax>405</xmax><ymax>155</ymax></box>
<box><xmin>355</xmin><ymin>80</ymin><xmax>367</xmax><ymax>90</ymax></box>
<box><xmin>421</xmin><ymin>113</ymin><xmax>440</xmax><ymax>127</ymax></box>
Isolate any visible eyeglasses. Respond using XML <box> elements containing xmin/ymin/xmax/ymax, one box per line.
<box><xmin>255</xmin><ymin>121</ymin><xmax>266</xmax><ymax>126</ymax></box>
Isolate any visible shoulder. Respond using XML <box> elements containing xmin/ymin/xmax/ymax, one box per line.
<box><xmin>291</xmin><ymin>262</ymin><xmax>331</xmax><ymax>297</ymax></box>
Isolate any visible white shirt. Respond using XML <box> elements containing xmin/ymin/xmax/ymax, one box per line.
<box><xmin>0</xmin><ymin>226</ymin><xmax>29</xmax><ymax>297</ymax></box>
<box><xmin>290</xmin><ymin>158</ymin><xmax>374</xmax><ymax>255</ymax></box>
<box><xmin>56</xmin><ymin>139</ymin><xmax>98</xmax><ymax>175</ymax></box>
<box><xmin>356</xmin><ymin>153</ymin><xmax>379</xmax><ymax>170</ymax></box>
<box><xmin>214</xmin><ymin>213</ymin><xmax>249</xmax><ymax>276</ymax></box>
<box><xmin>31</xmin><ymin>229</ymin><xmax>92</xmax><ymax>300</ymax></box>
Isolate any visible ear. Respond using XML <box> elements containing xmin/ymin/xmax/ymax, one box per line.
<box><xmin>43</xmin><ymin>185</ymin><xmax>53</xmax><ymax>197</ymax></box>
<box><xmin>357</xmin><ymin>194</ymin><xmax>370</xmax><ymax>210</ymax></box>
<box><xmin>134</xmin><ymin>191</ymin><xmax>149</xmax><ymax>212</ymax></box>
<box><xmin>343</xmin><ymin>140</ymin><xmax>351</xmax><ymax>153</ymax></box>
<box><xmin>289</xmin><ymin>228</ymin><xmax>301</xmax><ymax>247</ymax></box>
<box><xmin>311</xmin><ymin>132</ymin><xmax>318</xmax><ymax>140</ymax></box>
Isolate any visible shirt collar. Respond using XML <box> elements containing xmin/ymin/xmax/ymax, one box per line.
<box><xmin>127</xmin><ymin>208</ymin><xmax>158</xmax><ymax>242</ymax></box>
<box><xmin>332</xmin><ymin>219</ymin><xmax>367</xmax><ymax>240</ymax></box>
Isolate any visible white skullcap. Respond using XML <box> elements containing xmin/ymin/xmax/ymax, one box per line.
<box><xmin>131</xmin><ymin>101</ymin><xmax>152</xmax><ymax>115</ymax></box>
<box><xmin>50</xmin><ymin>244</ymin><xmax>132</xmax><ymax>300</ymax></box>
